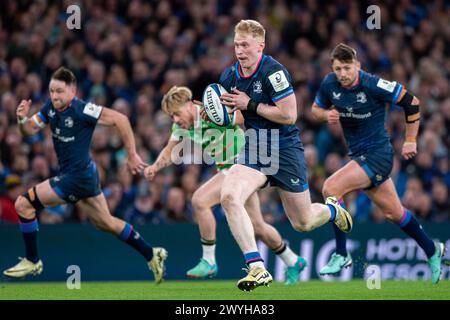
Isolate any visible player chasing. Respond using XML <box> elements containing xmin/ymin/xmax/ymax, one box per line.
<box><xmin>144</xmin><ymin>85</ymin><xmax>307</xmax><ymax>285</ymax></box>
<box><xmin>3</xmin><ymin>67</ymin><xmax>168</xmax><ymax>284</ymax></box>
<box><xmin>312</xmin><ymin>43</ymin><xmax>445</xmax><ymax>283</ymax></box>
<box><xmin>217</xmin><ymin>20</ymin><xmax>352</xmax><ymax>291</ymax></box>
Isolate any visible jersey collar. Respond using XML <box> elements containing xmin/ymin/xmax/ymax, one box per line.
<box><xmin>235</xmin><ymin>55</ymin><xmax>266</xmax><ymax>79</ymax></box>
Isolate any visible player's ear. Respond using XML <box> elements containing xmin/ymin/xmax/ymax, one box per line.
<box><xmin>259</xmin><ymin>41</ymin><xmax>265</xmax><ymax>52</ymax></box>
<box><xmin>356</xmin><ymin>60</ymin><xmax>361</xmax><ymax>70</ymax></box>
<box><xmin>70</xmin><ymin>84</ymin><xmax>77</xmax><ymax>95</ymax></box>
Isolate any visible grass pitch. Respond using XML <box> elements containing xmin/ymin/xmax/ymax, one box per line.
<box><xmin>1</xmin><ymin>280</ymin><xmax>449</xmax><ymax>300</ymax></box>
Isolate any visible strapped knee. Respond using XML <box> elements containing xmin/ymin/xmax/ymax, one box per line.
<box><xmin>22</xmin><ymin>187</ymin><xmax>44</xmax><ymax>212</ymax></box>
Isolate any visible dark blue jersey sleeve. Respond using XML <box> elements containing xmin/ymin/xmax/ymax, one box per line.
<box><xmin>78</xmin><ymin>101</ymin><xmax>103</xmax><ymax>127</ymax></box>
<box><xmin>34</xmin><ymin>99</ymin><xmax>52</xmax><ymax>126</ymax></box>
<box><xmin>314</xmin><ymin>78</ymin><xmax>332</xmax><ymax>109</ymax></box>
<box><xmin>264</xmin><ymin>67</ymin><xmax>294</xmax><ymax>103</ymax></box>
<box><xmin>365</xmin><ymin>74</ymin><xmax>403</xmax><ymax>104</ymax></box>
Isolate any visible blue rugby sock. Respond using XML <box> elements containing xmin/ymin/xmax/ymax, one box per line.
<box><xmin>119</xmin><ymin>223</ymin><xmax>153</xmax><ymax>261</ymax></box>
<box><xmin>244</xmin><ymin>251</ymin><xmax>264</xmax><ymax>267</ymax></box>
<box><xmin>333</xmin><ymin>199</ymin><xmax>348</xmax><ymax>256</ymax></box>
<box><xmin>327</xmin><ymin>204</ymin><xmax>336</xmax><ymax>222</ymax></box>
<box><xmin>332</xmin><ymin>224</ymin><xmax>348</xmax><ymax>256</ymax></box>
<box><xmin>398</xmin><ymin>209</ymin><xmax>435</xmax><ymax>258</ymax></box>
<box><xmin>19</xmin><ymin>216</ymin><xmax>39</xmax><ymax>263</ymax></box>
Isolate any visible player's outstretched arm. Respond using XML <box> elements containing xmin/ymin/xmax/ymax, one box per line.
<box><xmin>97</xmin><ymin>107</ymin><xmax>147</xmax><ymax>174</ymax></box>
<box><xmin>16</xmin><ymin>99</ymin><xmax>43</xmax><ymax>136</ymax></box>
<box><xmin>144</xmin><ymin>139</ymin><xmax>178</xmax><ymax>181</ymax></box>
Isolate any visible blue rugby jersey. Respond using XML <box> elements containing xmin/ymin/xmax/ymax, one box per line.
<box><xmin>220</xmin><ymin>54</ymin><xmax>301</xmax><ymax>149</ymax></box>
<box><xmin>314</xmin><ymin>70</ymin><xmax>403</xmax><ymax>156</ymax></box>
<box><xmin>33</xmin><ymin>97</ymin><xmax>103</xmax><ymax>175</ymax></box>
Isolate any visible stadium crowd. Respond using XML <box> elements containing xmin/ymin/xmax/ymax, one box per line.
<box><xmin>1</xmin><ymin>0</ymin><xmax>449</xmax><ymax>225</ymax></box>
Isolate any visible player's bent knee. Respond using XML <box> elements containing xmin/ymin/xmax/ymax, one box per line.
<box><xmin>292</xmin><ymin>221</ymin><xmax>314</xmax><ymax>232</ymax></box>
<box><xmin>191</xmin><ymin>192</ymin><xmax>207</xmax><ymax>211</ymax></box>
<box><xmin>220</xmin><ymin>192</ymin><xmax>239</xmax><ymax>212</ymax></box>
<box><xmin>14</xmin><ymin>196</ymin><xmax>35</xmax><ymax>218</ymax></box>
<box><xmin>14</xmin><ymin>196</ymin><xmax>28</xmax><ymax>212</ymax></box>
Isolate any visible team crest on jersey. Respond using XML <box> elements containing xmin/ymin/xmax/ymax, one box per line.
<box><xmin>357</xmin><ymin>92</ymin><xmax>367</xmax><ymax>103</ymax></box>
<box><xmin>65</xmin><ymin>117</ymin><xmax>74</xmax><ymax>128</ymax></box>
<box><xmin>332</xmin><ymin>92</ymin><xmax>341</xmax><ymax>100</ymax></box>
<box><xmin>253</xmin><ymin>81</ymin><xmax>262</xmax><ymax>93</ymax></box>
<box><xmin>347</xmin><ymin>107</ymin><xmax>354</xmax><ymax>113</ymax></box>
<box><xmin>48</xmin><ymin>109</ymin><xmax>55</xmax><ymax>118</ymax></box>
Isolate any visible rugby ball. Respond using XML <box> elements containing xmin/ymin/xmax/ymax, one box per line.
<box><xmin>202</xmin><ymin>83</ymin><xmax>234</xmax><ymax>126</ymax></box>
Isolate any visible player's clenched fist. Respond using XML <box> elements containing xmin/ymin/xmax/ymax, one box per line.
<box><xmin>17</xmin><ymin>99</ymin><xmax>32</xmax><ymax>120</ymax></box>
<box><xmin>326</xmin><ymin>109</ymin><xmax>340</xmax><ymax>124</ymax></box>
<box><xmin>127</xmin><ymin>154</ymin><xmax>147</xmax><ymax>175</ymax></box>
<box><xmin>402</xmin><ymin>142</ymin><xmax>417</xmax><ymax>160</ymax></box>
<box><xmin>144</xmin><ymin>165</ymin><xmax>158</xmax><ymax>180</ymax></box>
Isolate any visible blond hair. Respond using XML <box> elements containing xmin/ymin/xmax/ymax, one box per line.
<box><xmin>161</xmin><ymin>86</ymin><xmax>192</xmax><ymax>114</ymax></box>
<box><xmin>234</xmin><ymin>19</ymin><xmax>265</xmax><ymax>41</ymax></box>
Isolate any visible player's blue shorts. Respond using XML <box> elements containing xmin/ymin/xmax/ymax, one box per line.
<box><xmin>49</xmin><ymin>162</ymin><xmax>102</xmax><ymax>203</ymax></box>
<box><xmin>352</xmin><ymin>145</ymin><xmax>394</xmax><ymax>189</ymax></box>
<box><xmin>238</xmin><ymin>143</ymin><xmax>308</xmax><ymax>193</ymax></box>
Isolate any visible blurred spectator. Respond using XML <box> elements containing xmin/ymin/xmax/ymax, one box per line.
<box><xmin>430</xmin><ymin>179</ymin><xmax>450</xmax><ymax>222</ymax></box>
<box><xmin>164</xmin><ymin>187</ymin><xmax>191</xmax><ymax>223</ymax></box>
<box><xmin>0</xmin><ymin>174</ymin><xmax>23</xmax><ymax>224</ymax></box>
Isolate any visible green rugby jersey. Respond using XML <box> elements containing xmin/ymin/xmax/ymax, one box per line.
<box><xmin>170</xmin><ymin>107</ymin><xmax>244</xmax><ymax>170</ymax></box>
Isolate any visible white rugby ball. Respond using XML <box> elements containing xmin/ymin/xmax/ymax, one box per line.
<box><xmin>202</xmin><ymin>83</ymin><xmax>234</xmax><ymax>126</ymax></box>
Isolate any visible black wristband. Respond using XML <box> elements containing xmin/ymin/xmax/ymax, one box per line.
<box><xmin>247</xmin><ymin>99</ymin><xmax>259</xmax><ymax>113</ymax></box>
